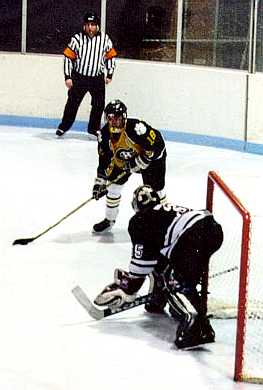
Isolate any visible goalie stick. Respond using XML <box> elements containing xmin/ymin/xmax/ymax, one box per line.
<box><xmin>72</xmin><ymin>286</ymin><xmax>153</xmax><ymax>320</ymax></box>
<box><xmin>72</xmin><ymin>267</ymin><xmax>238</xmax><ymax>320</ymax></box>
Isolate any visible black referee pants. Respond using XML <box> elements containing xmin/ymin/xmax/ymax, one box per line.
<box><xmin>58</xmin><ymin>73</ymin><xmax>105</xmax><ymax>135</ymax></box>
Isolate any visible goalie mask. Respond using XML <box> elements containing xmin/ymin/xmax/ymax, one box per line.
<box><xmin>104</xmin><ymin>99</ymin><xmax>127</xmax><ymax>134</ymax></box>
<box><xmin>132</xmin><ymin>185</ymin><xmax>160</xmax><ymax>213</ymax></box>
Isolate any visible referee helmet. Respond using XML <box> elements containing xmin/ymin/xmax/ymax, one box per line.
<box><xmin>83</xmin><ymin>11</ymin><xmax>100</xmax><ymax>26</ymax></box>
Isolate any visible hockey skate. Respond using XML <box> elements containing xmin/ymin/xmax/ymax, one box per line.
<box><xmin>93</xmin><ymin>218</ymin><xmax>115</xmax><ymax>233</ymax></box>
<box><xmin>56</xmin><ymin>128</ymin><xmax>66</xmax><ymax>137</ymax></box>
<box><xmin>174</xmin><ymin>315</ymin><xmax>215</xmax><ymax>349</ymax></box>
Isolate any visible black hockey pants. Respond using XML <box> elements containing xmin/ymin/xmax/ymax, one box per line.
<box><xmin>148</xmin><ymin>216</ymin><xmax>223</xmax><ymax>314</ymax></box>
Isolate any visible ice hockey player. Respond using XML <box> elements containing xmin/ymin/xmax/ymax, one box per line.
<box><xmin>92</xmin><ymin>99</ymin><xmax>167</xmax><ymax>233</ymax></box>
<box><xmin>94</xmin><ymin>185</ymin><xmax>224</xmax><ymax>349</ymax></box>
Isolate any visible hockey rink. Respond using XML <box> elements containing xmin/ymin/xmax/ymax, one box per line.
<box><xmin>0</xmin><ymin>125</ymin><xmax>263</xmax><ymax>390</ymax></box>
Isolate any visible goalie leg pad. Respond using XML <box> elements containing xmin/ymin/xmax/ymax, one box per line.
<box><xmin>168</xmin><ymin>291</ymin><xmax>197</xmax><ymax>321</ymax></box>
<box><xmin>166</xmin><ymin>289</ymin><xmax>215</xmax><ymax>349</ymax></box>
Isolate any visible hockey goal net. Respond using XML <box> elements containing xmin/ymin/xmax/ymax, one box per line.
<box><xmin>205</xmin><ymin>170</ymin><xmax>263</xmax><ymax>383</ymax></box>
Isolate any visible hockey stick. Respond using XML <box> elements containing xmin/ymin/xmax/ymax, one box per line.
<box><xmin>12</xmin><ymin>171</ymin><xmax>127</xmax><ymax>245</ymax></box>
<box><xmin>72</xmin><ymin>268</ymin><xmax>239</xmax><ymax>320</ymax></box>
<box><xmin>72</xmin><ymin>286</ymin><xmax>153</xmax><ymax>320</ymax></box>
<box><xmin>72</xmin><ymin>268</ymin><xmax>240</xmax><ymax>320</ymax></box>
<box><xmin>209</xmin><ymin>266</ymin><xmax>238</xmax><ymax>279</ymax></box>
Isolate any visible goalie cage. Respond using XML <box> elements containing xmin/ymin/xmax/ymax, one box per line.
<box><xmin>202</xmin><ymin>170</ymin><xmax>263</xmax><ymax>384</ymax></box>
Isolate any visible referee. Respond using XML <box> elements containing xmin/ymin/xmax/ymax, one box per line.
<box><xmin>56</xmin><ymin>11</ymin><xmax>117</xmax><ymax>139</ymax></box>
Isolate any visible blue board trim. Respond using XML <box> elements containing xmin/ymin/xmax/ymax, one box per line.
<box><xmin>0</xmin><ymin>114</ymin><xmax>263</xmax><ymax>156</ymax></box>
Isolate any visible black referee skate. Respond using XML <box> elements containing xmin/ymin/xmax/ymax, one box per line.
<box><xmin>93</xmin><ymin>218</ymin><xmax>115</xmax><ymax>233</ymax></box>
<box><xmin>56</xmin><ymin>128</ymin><xmax>66</xmax><ymax>137</ymax></box>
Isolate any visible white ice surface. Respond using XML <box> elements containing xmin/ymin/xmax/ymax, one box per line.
<box><xmin>0</xmin><ymin>125</ymin><xmax>262</xmax><ymax>390</ymax></box>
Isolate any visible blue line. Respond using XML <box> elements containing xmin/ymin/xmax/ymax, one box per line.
<box><xmin>1</xmin><ymin>114</ymin><xmax>263</xmax><ymax>156</ymax></box>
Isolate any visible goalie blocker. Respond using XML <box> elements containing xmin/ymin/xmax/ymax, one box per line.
<box><xmin>94</xmin><ymin>185</ymin><xmax>223</xmax><ymax>349</ymax></box>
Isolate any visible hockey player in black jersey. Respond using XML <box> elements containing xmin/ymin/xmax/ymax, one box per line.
<box><xmin>92</xmin><ymin>99</ymin><xmax>167</xmax><ymax>233</ymax></box>
<box><xmin>94</xmin><ymin>185</ymin><xmax>223</xmax><ymax>349</ymax></box>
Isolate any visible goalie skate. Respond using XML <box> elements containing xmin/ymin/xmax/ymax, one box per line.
<box><xmin>174</xmin><ymin>315</ymin><xmax>215</xmax><ymax>349</ymax></box>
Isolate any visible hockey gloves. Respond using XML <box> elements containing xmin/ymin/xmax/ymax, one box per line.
<box><xmin>125</xmin><ymin>155</ymin><xmax>150</xmax><ymax>173</ymax></box>
<box><xmin>144</xmin><ymin>270</ymin><xmax>168</xmax><ymax>313</ymax></box>
<box><xmin>94</xmin><ymin>268</ymin><xmax>145</xmax><ymax>308</ymax></box>
<box><xmin>92</xmin><ymin>177</ymin><xmax>107</xmax><ymax>200</ymax></box>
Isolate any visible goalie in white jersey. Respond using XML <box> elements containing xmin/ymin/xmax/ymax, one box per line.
<box><xmin>94</xmin><ymin>185</ymin><xmax>223</xmax><ymax>349</ymax></box>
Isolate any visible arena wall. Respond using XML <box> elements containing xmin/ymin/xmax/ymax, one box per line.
<box><xmin>0</xmin><ymin>53</ymin><xmax>262</xmax><ymax>153</ymax></box>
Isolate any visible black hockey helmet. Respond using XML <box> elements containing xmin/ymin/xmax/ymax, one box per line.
<box><xmin>104</xmin><ymin>99</ymin><xmax>127</xmax><ymax>119</ymax></box>
<box><xmin>83</xmin><ymin>11</ymin><xmax>100</xmax><ymax>26</ymax></box>
<box><xmin>104</xmin><ymin>99</ymin><xmax>127</xmax><ymax>133</ymax></box>
<box><xmin>132</xmin><ymin>185</ymin><xmax>160</xmax><ymax>213</ymax></box>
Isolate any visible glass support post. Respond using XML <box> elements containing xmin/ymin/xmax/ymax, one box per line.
<box><xmin>21</xmin><ymin>0</ymin><xmax>27</xmax><ymax>53</ymax></box>
<box><xmin>176</xmin><ymin>0</ymin><xmax>183</xmax><ymax>64</ymax></box>
<box><xmin>101</xmin><ymin>0</ymin><xmax>107</xmax><ymax>32</ymax></box>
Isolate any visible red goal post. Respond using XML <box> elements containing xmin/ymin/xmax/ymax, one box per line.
<box><xmin>205</xmin><ymin>170</ymin><xmax>257</xmax><ymax>383</ymax></box>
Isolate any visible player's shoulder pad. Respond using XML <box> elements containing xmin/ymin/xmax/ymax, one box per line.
<box><xmin>100</xmin><ymin>123</ymin><xmax>110</xmax><ymax>136</ymax></box>
<box><xmin>97</xmin><ymin>125</ymin><xmax>110</xmax><ymax>149</ymax></box>
<box><xmin>128</xmin><ymin>212</ymin><xmax>145</xmax><ymax>235</ymax></box>
<box><xmin>128</xmin><ymin>213</ymin><xmax>138</xmax><ymax>231</ymax></box>
<box><xmin>126</xmin><ymin>118</ymin><xmax>153</xmax><ymax>139</ymax></box>
<box><xmin>128</xmin><ymin>209</ymin><xmax>155</xmax><ymax>235</ymax></box>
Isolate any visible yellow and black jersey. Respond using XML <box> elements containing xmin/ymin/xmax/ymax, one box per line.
<box><xmin>97</xmin><ymin>118</ymin><xmax>166</xmax><ymax>177</ymax></box>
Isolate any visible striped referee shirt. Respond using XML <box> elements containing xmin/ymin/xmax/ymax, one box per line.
<box><xmin>63</xmin><ymin>31</ymin><xmax>116</xmax><ymax>79</ymax></box>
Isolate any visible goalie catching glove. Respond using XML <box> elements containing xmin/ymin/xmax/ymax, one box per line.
<box><xmin>92</xmin><ymin>177</ymin><xmax>107</xmax><ymax>200</ymax></box>
<box><xmin>94</xmin><ymin>269</ymin><xmax>145</xmax><ymax>308</ymax></box>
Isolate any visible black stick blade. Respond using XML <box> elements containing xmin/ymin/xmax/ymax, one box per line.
<box><xmin>12</xmin><ymin>237</ymin><xmax>35</xmax><ymax>245</ymax></box>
